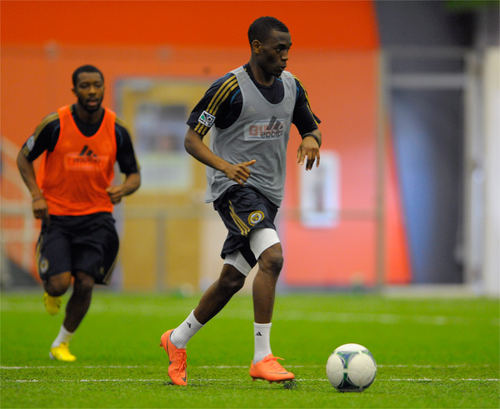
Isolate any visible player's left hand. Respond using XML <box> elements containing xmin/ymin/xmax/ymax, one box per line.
<box><xmin>106</xmin><ymin>186</ymin><xmax>125</xmax><ymax>204</ymax></box>
<box><xmin>297</xmin><ymin>136</ymin><xmax>320</xmax><ymax>170</ymax></box>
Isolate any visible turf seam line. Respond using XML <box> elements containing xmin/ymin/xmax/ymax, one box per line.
<box><xmin>4</xmin><ymin>378</ymin><xmax>500</xmax><ymax>383</ymax></box>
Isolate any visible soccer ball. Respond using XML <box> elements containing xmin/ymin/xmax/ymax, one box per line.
<box><xmin>326</xmin><ymin>343</ymin><xmax>377</xmax><ymax>392</ymax></box>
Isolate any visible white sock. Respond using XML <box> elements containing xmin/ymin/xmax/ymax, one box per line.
<box><xmin>170</xmin><ymin>310</ymin><xmax>203</xmax><ymax>348</ymax></box>
<box><xmin>253</xmin><ymin>322</ymin><xmax>272</xmax><ymax>363</ymax></box>
<box><xmin>51</xmin><ymin>325</ymin><xmax>73</xmax><ymax>348</ymax></box>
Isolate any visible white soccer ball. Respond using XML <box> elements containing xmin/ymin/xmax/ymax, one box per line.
<box><xmin>326</xmin><ymin>343</ymin><xmax>377</xmax><ymax>392</ymax></box>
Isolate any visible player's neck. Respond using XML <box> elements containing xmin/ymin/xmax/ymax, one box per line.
<box><xmin>248</xmin><ymin>60</ymin><xmax>275</xmax><ymax>87</ymax></box>
<box><xmin>74</xmin><ymin>103</ymin><xmax>104</xmax><ymax>124</ymax></box>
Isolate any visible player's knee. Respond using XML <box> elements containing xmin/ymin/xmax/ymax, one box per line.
<box><xmin>46</xmin><ymin>286</ymin><xmax>68</xmax><ymax>297</ymax></box>
<box><xmin>219</xmin><ymin>274</ymin><xmax>245</xmax><ymax>295</ymax></box>
<box><xmin>73</xmin><ymin>272</ymin><xmax>95</xmax><ymax>294</ymax></box>
<box><xmin>259</xmin><ymin>248</ymin><xmax>283</xmax><ymax>275</ymax></box>
<box><xmin>45</xmin><ymin>273</ymin><xmax>72</xmax><ymax>296</ymax></box>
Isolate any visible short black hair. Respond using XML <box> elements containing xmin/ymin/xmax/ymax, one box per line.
<box><xmin>72</xmin><ymin>65</ymin><xmax>104</xmax><ymax>86</ymax></box>
<box><xmin>248</xmin><ymin>16</ymin><xmax>289</xmax><ymax>44</ymax></box>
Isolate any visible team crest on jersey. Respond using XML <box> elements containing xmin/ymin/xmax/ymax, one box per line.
<box><xmin>39</xmin><ymin>257</ymin><xmax>49</xmax><ymax>273</ymax></box>
<box><xmin>244</xmin><ymin>116</ymin><xmax>286</xmax><ymax>141</ymax></box>
<box><xmin>248</xmin><ymin>211</ymin><xmax>265</xmax><ymax>226</ymax></box>
<box><xmin>198</xmin><ymin>111</ymin><xmax>216</xmax><ymax>127</ymax></box>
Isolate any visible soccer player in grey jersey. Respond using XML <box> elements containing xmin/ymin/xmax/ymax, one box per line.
<box><xmin>160</xmin><ymin>16</ymin><xmax>321</xmax><ymax>386</ymax></box>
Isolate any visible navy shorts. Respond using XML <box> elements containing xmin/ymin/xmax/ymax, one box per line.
<box><xmin>213</xmin><ymin>185</ymin><xmax>278</xmax><ymax>267</ymax></box>
<box><xmin>36</xmin><ymin>212</ymin><xmax>119</xmax><ymax>285</ymax></box>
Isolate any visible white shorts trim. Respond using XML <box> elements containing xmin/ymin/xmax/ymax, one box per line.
<box><xmin>249</xmin><ymin>228</ymin><xmax>280</xmax><ymax>260</ymax></box>
<box><xmin>224</xmin><ymin>251</ymin><xmax>252</xmax><ymax>276</ymax></box>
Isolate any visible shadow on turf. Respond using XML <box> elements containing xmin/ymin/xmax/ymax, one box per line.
<box><xmin>162</xmin><ymin>380</ymin><xmax>298</xmax><ymax>390</ymax></box>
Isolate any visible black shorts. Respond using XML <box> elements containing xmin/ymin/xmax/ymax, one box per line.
<box><xmin>214</xmin><ymin>185</ymin><xmax>278</xmax><ymax>267</ymax></box>
<box><xmin>36</xmin><ymin>212</ymin><xmax>119</xmax><ymax>285</ymax></box>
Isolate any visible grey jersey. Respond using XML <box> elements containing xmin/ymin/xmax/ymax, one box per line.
<box><xmin>205</xmin><ymin>66</ymin><xmax>297</xmax><ymax>206</ymax></box>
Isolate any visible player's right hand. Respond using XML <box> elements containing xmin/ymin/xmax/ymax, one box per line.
<box><xmin>223</xmin><ymin>160</ymin><xmax>256</xmax><ymax>185</ymax></box>
<box><xmin>32</xmin><ymin>196</ymin><xmax>49</xmax><ymax>220</ymax></box>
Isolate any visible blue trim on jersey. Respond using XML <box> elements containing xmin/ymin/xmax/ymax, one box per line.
<box><xmin>230</xmin><ymin>89</ymin><xmax>241</xmax><ymax>105</ymax></box>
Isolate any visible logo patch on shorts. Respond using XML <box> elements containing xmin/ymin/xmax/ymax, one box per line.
<box><xmin>198</xmin><ymin>111</ymin><xmax>216</xmax><ymax>127</ymax></box>
<box><xmin>39</xmin><ymin>257</ymin><xmax>49</xmax><ymax>273</ymax></box>
<box><xmin>248</xmin><ymin>211</ymin><xmax>265</xmax><ymax>226</ymax></box>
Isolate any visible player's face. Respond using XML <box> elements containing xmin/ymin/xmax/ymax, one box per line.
<box><xmin>73</xmin><ymin>72</ymin><xmax>105</xmax><ymax>113</ymax></box>
<box><xmin>255</xmin><ymin>29</ymin><xmax>292</xmax><ymax>77</ymax></box>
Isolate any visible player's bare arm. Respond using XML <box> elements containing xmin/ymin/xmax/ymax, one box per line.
<box><xmin>297</xmin><ymin>128</ymin><xmax>321</xmax><ymax>170</ymax></box>
<box><xmin>184</xmin><ymin>127</ymin><xmax>256</xmax><ymax>185</ymax></box>
<box><xmin>106</xmin><ymin>172</ymin><xmax>141</xmax><ymax>204</ymax></box>
<box><xmin>16</xmin><ymin>151</ymin><xmax>49</xmax><ymax>220</ymax></box>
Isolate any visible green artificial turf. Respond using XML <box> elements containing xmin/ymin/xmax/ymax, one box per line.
<box><xmin>1</xmin><ymin>292</ymin><xmax>499</xmax><ymax>408</ymax></box>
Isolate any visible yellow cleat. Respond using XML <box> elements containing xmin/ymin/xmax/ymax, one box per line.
<box><xmin>50</xmin><ymin>342</ymin><xmax>76</xmax><ymax>362</ymax></box>
<box><xmin>43</xmin><ymin>292</ymin><xmax>61</xmax><ymax>315</ymax></box>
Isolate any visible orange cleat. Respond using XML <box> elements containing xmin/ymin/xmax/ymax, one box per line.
<box><xmin>160</xmin><ymin>329</ymin><xmax>187</xmax><ymax>386</ymax></box>
<box><xmin>249</xmin><ymin>354</ymin><xmax>295</xmax><ymax>383</ymax></box>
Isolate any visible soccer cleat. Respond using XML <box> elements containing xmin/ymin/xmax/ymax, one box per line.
<box><xmin>249</xmin><ymin>354</ymin><xmax>295</xmax><ymax>383</ymax></box>
<box><xmin>49</xmin><ymin>342</ymin><xmax>76</xmax><ymax>362</ymax></box>
<box><xmin>160</xmin><ymin>329</ymin><xmax>187</xmax><ymax>386</ymax></box>
<box><xmin>43</xmin><ymin>292</ymin><xmax>62</xmax><ymax>315</ymax></box>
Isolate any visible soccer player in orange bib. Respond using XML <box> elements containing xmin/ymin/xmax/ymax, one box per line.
<box><xmin>160</xmin><ymin>17</ymin><xmax>321</xmax><ymax>385</ymax></box>
<box><xmin>17</xmin><ymin>65</ymin><xmax>141</xmax><ymax>361</ymax></box>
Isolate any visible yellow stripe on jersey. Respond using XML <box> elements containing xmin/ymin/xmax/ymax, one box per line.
<box><xmin>115</xmin><ymin>116</ymin><xmax>141</xmax><ymax>170</ymax></box>
<box><xmin>194</xmin><ymin>76</ymin><xmax>239</xmax><ymax>136</ymax></box>
<box><xmin>33</xmin><ymin>112</ymin><xmax>59</xmax><ymax>140</ymax></box>
<box><xmin>194</xmin><ymin>121</ymin><xmax>208</xmax><ymax>135</ymax></box>
<box><xmin>206</xmin><ymin>76</ymin><xmax>237</xmax><ymax>114</ymax></box>
<box><xmin>229</xmin><ymin>200</ymin><xmax>250</xmax><ymax>236</ymax></box>
<box><xmin>197</xmin><ymin>81</ymin><xmax>239</xmax><ymax>135</ymax></box>
<box><xmin>207</xmin><ymin>80</ymin><xmax>239</xmax><ymax>117</ymax></box>
<box><xmin>293</xmin><ymin>75</ymin><xmax>318</xmax><ymax>126</ymax></box>
<box><xmin>115</xmin><ymin>116</ymin><xmax>129</xmax><ymax>130</ymax></box>
<box><xmin>22</xmin><ymin>112</ymin><xmax>59</xmax><ymax>157</ymax></box>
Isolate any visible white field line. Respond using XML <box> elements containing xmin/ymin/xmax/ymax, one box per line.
<box><xmin>3</xmin><ymin>378</ymin><xmax>499</xmax><ymax>383</ymax></box>
<box><xmin>1</xmin><ymin>302</ymin><xmax>498</xmax><ymax>326</ymax></box>
<box><xmin>1</xmin><ymin>363</ymin><xmax>495</xmax><ymax>370</ymax></box>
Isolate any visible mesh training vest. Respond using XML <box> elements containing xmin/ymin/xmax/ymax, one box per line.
<box><xmin>205</xmin><ymin>66</ymin><xmax>296</xmax><ymax>206</ymax></box>
<box><xmin>37</xmin><ymin>105</ymin><xmax>117</xmax><ymax>215</ymax></box>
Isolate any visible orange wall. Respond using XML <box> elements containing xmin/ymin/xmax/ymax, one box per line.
<box><xmin>1</xmin><ymin>1</ymin><xmax>377</xmax><ymax>49</ymax></box>
<box><xmin>283</xmin><ymin>51</ymin><xmax>379</xmax><ymax>286</ymax></box>
<box><xmin>1</xmin><ymin>0</ymin><xmax>378</xmax><ymax>150</ymax></box>
<box><xmin>1</xmin><ymin>1</ymin><xmax>410</xmax><ymax>285</ymax></box>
